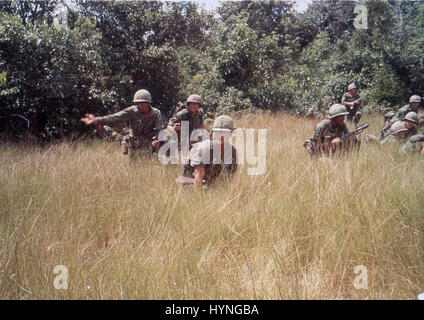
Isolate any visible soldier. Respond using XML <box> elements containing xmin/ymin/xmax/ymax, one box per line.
<box><xmin>81</xmin><ymin>89</ymin><xmax>163</xmax><ymax>158</ymax></box>
<box><xmin>89</xmin><ymin>124</ymin><xmax>116</xmax><ymax>140</ymax></box>
<box><xmin>168</xmin><ymin>94</ymin><xmax>206</xmax><ymax>176</ymax></box>
<box><xmin>381</xmin><ymin>95</ymin><xmax>421</xmax><ymax>138</ymax></box>
<box><xmin>380</xmin><ymin>121</ymin><xmax>409</xmax><ymax>145</ymax></box>
<box><xmin>401</xmin><ymin>129</ymin><xmax>424</xmax><ymax>155</ymax></box>
<box><xmin>341</xmin><ymin>83</ymin><xmax>362</xmax><ymax>126</ymax></box>
<box><xmin>303</xmin><ymin>104</ymin><xmax>359</xmax><ymax>156</ymax></box>
<box><xmin>177</xmin><ymin>115</ymin><xmax>238</xmax><ymax>188</ymax></box>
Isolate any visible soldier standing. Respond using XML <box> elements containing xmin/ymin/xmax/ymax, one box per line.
<box><xmin>168</xmin><ymin>94</ymin><xmax>206</xmax><ymax>176</ymax></box>
<box><xmin>81</xmin><ymin>89</ymin><xmax>163</xmax><ymax>158</ymax></box>
<box><xmin>341</xmin><ymin>83</ymin><xmax>362</xmax><ymax>126</ymax></box>
<box><xmin>304</xmin><ymin>104</ymin><xmax>359</xmax><ymax>156</ymax></box>
<box><xmin>381</xmin><ymin>95</ymin><xmax>421</xmax><ymax>138</ymax></box>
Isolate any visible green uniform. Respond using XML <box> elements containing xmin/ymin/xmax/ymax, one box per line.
<box><xmin>381</xmin><ymin>104</ymin><xmax>418</xmax><ymax>138</ymax></box>
<box><xmin>382</xmin><ymin>121</ymin><xmax>418</xmax><ymax>140</ymax></box>
<box><xmin>168</xmin><ymin>108</ymin><xmax>204</xmax><ymax>135</ymax></box>
<box><xmin>96</xmin><ymin>105</ymin><xmax>163</xmax><ymax>156</ymax></box>
<box><xmin>169</xmin><ymin>107</ymin><xmax>205</xmax><ymax>176</ymax></box>
<box><xmin>189</xmin><ymin>139</ymin><xmax>238</xmax><ymax>185</ymax></box>
<box><xmin>401</xmin><ymin>131</ymin><xmax>424</xmax><ymax>154</ymax></box>
<box><xmin>305</xmin><ymin>119</ymin><xmax>360</xmax><ymax>155</ymax></box>
<box><xmin>380</xmin><ymin>134</ymin><xmax>408</xmax><ymax>146</ymax></box>
<box><xmin>341</xmin><ymin>91</ymin><xmax>361</xmax><ymax>124</ymax></box>
<box><xmin>89</xmin><ymin>125</ymin><xmax>115</xmax><ymax>140</ymax></box>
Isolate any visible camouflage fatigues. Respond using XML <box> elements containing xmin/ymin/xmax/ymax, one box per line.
<box><xmin>341</xmin><ymin>91</ymin><xmax>361</xmax><ymax>125</ymax></box>
<box><xmin>188</xmin><ymin>139</ymin><xmax>238</xmax><ymax>185</ymax></box>
<box><xmin>96</xmin><ymin>105</ymin><xmax>163</xmax><ymax>157</ymax></box>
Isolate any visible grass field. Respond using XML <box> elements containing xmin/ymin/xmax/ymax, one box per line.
<box><xmin>1</xmin><ymin>113</ymin><xmax>424</xmax><ymax>299</ymax></box>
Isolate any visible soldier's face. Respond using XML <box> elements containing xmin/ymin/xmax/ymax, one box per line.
<box><xmin>411</xmin><ymin>103</ymin><xmax>419</xmax><ymax>110</ymax></box>
<box><xmin>349</xmin><ymin>89</ymin><xmax>356</xmax><ymax>95</ymax></box>
<box><xmin>137</xmin><ymin>102</ymin><xmax>150</xmax><ymax>113</ymax></box>
<box><xmin>396</xmin><ymin>131</ymin><xmax>407</xmax><ymax>139</ymax></box>
<box><xmin>188</xmin><ymin>103</ymin><xmax>200</xmax><ymax>115</ymax></box>
<box><xmin>405</xmin><ymin>121</ymin><xmax>415</xmax><ymax>130</ymax></box>
<box><xmin>213</xmin><ymin>131</ymin><xmax>232</xmax><ymax>144</ymax></box>
<box><xmin>333</xmin><ymin>115</ymin><xmax>345</xmax><ymax>125</ymax></box>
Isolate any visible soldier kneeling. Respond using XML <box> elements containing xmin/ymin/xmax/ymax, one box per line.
<box><xmin>303</xmin><ymin>104</ymin><xmax>360</xmax><ymax>156</ymax></box>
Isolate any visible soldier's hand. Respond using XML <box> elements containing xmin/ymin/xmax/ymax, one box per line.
<box><xmin>111</xmin><ymin>132</ymin><xmax>118</xmax><ymax>138</ymax></box>
<box><xmin>331</xmin><ymin>137</ymin><xmax>342</xmax><ymax>147</ymax></box>
<box><xmin>152</xmin><ymin>140</ymin><xmax>159</xmax><ymax>148</ymax></box>
<box><xmin>81</xmin><ymin>114</ymin><xmax>97</xmax><ymax>125</ymax></box>
<box><xmin>173</xmin><ymin>123</ymin><xmax>181</xmax><ymax>132</ymax></box>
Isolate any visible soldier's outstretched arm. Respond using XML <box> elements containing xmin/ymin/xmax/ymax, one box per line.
<box><xmin>81</xmin><ymin>114</ymin><xmax>97</xmax><ymax>125</ymax></box>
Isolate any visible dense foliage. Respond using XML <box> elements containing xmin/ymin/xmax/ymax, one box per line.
<box><xmin>0</xmin><ymin>0</ymin><xmax>423</xmax><ymax>138</ymax></box>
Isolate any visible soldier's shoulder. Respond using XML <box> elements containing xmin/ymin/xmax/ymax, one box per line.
<box><xmin>176</xmin><ymin>109</ymin><xmax>190</xmax><ymax>118</ymax></box>
<box><xmin>399</xmin><ymin>105</ymin><xmax>410</xmax><ymax>111</ymax></box>
<box><xmin>316</xmin><ymin>119</ymin><xmax>331</xmax><ymax>128</ymax></box>
<box><xmin>150</xmin><ymin>106</ymin><xmax>162</xmax><ymax>117</ymax></box>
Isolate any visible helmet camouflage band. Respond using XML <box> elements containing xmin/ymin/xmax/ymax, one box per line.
<box><xmin>133</xmin><ymin>89</ymin><xmax>152</xmax><ymax>103</ymax></box>
<box><xmin>212</xmin><ymin>115</ymin><xmax>235</xmax><ymax>132</ymax></box>
<box><xmin>187</xmin><ymin>94</ymin><xmax>202</xmax><ymax>105</ymax></box>
<box><xmin>391</xmin><ymin>121</ymin><xmax>408</xmax><ymax>134</ymax></box>
<box><xmin>328</xmin><ymin>104</ymin><xmax>349</xmax><ymax>119</ymax></box>
<box><xmin>409</xmin><ymin>95</ymin><xmax>422</xmax><ymax>104</ymax></box>
<box><xmin>348</xmin><ymin>83</ymin><xmax>357</xmax><ymax>91</ymax></box>
<box><xmin>404</xmin><ymin>112</ymin><xmax>418</xmax><ymax>124</ymax></box>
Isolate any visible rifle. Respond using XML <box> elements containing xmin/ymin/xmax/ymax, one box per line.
<box><xmin>342</xmin><ymin>122</ymin><xmax>368</xmax><ymax>142</ymax></box>
<box><xmin>160</xmin><ymin>101</ymin><xmax>184</xmax><ymax>131</ymax></box>
<box><xmin>303</xmin><ymin>122</ymin><xmax>368</xmax><ymax>156</ymax></box>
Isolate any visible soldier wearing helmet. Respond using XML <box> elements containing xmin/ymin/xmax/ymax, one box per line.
<box><xmin>381</xmin><ymin>95</ymin><xmax>422</xmax><ymax>139</ymax></box>
<box><xmin>168</xmin><ymin>94</ymin><xmax>206</xmax><ymax>176</ymax></box>
<box><xmin>167</xmin><ymin>94</ymin><xmax>205</xmax><ymax>136</ymax></box>
<box><xmin>304</xmin><ymin>104</ymin><xmax>359</xmax><ymax>155</ymax></box>
<box><xmin>181</xmin><ymin>115</ymin><xmax>238</xmax><ymax>188</ymax></box>
<box><xmin>81</xmin><ymin>89</ymin><xmax>163</xmax><ymax>157</ymax></box>
<box><xmin>401</xmin><ymin>129</ymin><xmax>424</xmax><ymax>155</ymax></box>
<box><xmin>381</xmin><ymin>121</ymin><xmax>409</xmax><ymax>145</ymax></box>
<box><xmin>341</xmin><ymin>83</ymin><xmax>362</xmax><ymax>126</ymax></box>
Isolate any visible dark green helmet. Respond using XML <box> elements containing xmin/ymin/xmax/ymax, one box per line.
<box><xmin>329</xmin><ymin>104</ymin><xmax>349</xmax><ymax>119</ymax></box>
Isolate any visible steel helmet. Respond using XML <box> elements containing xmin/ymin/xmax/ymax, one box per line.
<box><xmin>329</xmin><ymin>104</ymin><xmax>349</xmax><ymax>119</ymax></box>
<box><xmin>348</xmin><ymin>83</ymin><xmax>357</xmax><ymax>91</ymax></box>
<box><xmin>187</xmin><ymin>94</ymin><xmax>202</xmax><ymax>105</ymax></box>
<box><xmin>390</xmin><ymin>121</ymin><xmax>408</xmax><ymax>134</ymax></box>
<box><xmin>133</xmin><ymin>89</ymin><xmax>152</xmax><ymax>103</ymax></box>
<box><xmin>404</xmin><ymin>112</ymin><xmax>418</xmax><ymax>124</ymax></box>
<box><xmin>212</xmin><ymin>115</ymin><xmax>235</xmax><ymax>132</ymax></box>
<box><xmin>409</xmin><ymin>95</ymin><xmax>421</xmax><ymax>104</ymax></box>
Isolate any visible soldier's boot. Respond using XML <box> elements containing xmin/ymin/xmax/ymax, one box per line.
<box><xmin>353</xmin><ymin>112</ymin><xmax>362</xmax><ymax>127</ymax></box>
<box><xmin>122</xmin><ymin>142</ymin><xmax>128</xmax><ymax>155</ymax></box>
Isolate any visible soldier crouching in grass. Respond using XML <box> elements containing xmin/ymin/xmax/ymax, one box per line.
<box><xmin>81</xmin><ymin>89</ymin><xmax>163</xmax><ymax>159</ymax></box>
<box><xmin>176</xmin><ymin>115</ymin><xmax>238</xmax><ymax>189</ymax></box>
<box><xmin>303</xmin><ymin>104</ymin><xmax>362</xmax><ymax>157</ymax></box>
<box><xmin>401</xmin><ymin>129</ymin><xmax>424</xmax><ymax>155</ymax></box>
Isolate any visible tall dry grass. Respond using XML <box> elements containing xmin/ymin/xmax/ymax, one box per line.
<box><xmin>1</xmin><ymin>113</ymin><xmax>424</xmax><ymax>299</ymax></box>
